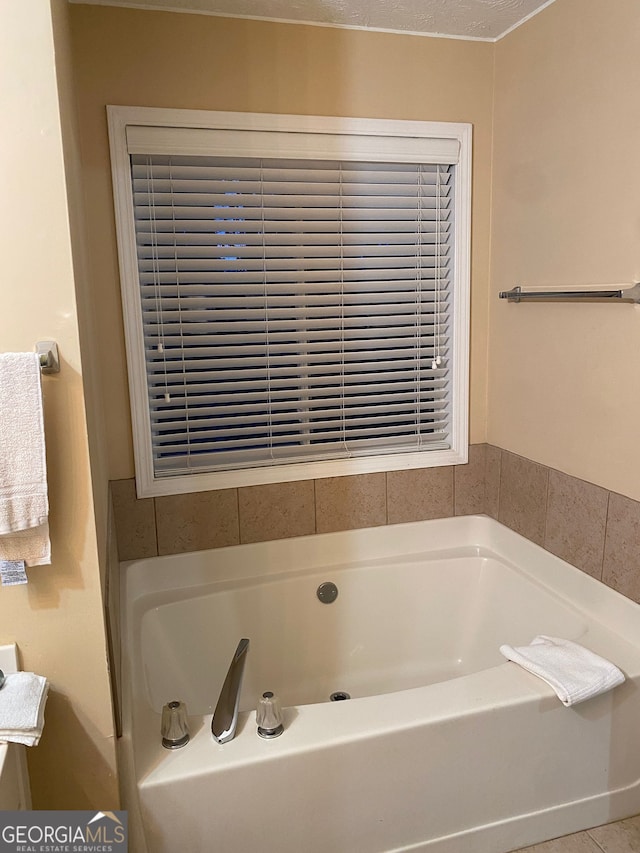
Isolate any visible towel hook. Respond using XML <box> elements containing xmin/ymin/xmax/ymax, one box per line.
<box><xmin>35</xmin><ymin>341</ymin><xmax>60</xmax><ymax>375</ymax></box>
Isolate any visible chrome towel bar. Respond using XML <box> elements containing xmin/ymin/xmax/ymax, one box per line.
<box><xmin>499</xmin><ymin>283</ymin><xmax>640</xmax><ymax>304</ymax></box>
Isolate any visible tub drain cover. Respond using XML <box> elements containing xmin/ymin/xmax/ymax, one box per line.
<box><xmin>330</xmin><ymin>691</ymin><xmax>351</xmax><ymax>701</ymax></box>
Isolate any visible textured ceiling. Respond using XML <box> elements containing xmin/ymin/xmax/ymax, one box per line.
<box><xmin>69</xmin><ymin>0</ymin><xmax>557</xmax><ymax>40</ymax></box>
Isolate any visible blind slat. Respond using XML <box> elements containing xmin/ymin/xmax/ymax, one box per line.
<box><xmin>150</xmin><ymin>390</ymin><xmax>448</xmax><ymax>420</ymax></box>
<box><xmin>131</xmin><ymin>163</ymin><xmax>452</xmax><ymax>184</ymax></box>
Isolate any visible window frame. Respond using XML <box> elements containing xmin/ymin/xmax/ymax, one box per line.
<box><xmin>108</xmin><ymin>106</ymin><xmax>472</xmax><ymax>497</ymax></box>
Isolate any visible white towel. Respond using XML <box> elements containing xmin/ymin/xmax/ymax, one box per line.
<box><xmin>0</xmin><ymin>353</ymin><xmax>50</xmax><ymax>567</ymax></box>
<box><xmin>0</xmin><ymin>672</ymin><xmax>49</xmax><ymax>746</ymax></box>
<box><xmin>500</xmin><ymin>635</ymin><xmax>625</xmax><ymax>707</ymax></box>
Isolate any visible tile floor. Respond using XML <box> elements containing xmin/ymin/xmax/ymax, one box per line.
<box><xmin>514</xmin><ymin>814</ymin><xmax>640</xmax><ymax>852</ymax></box>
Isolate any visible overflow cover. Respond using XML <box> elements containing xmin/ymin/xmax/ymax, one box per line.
<box><xmin>317</xmin><ymin>581</ymin><xmax>338</xmax><ymax>604</ymax></box>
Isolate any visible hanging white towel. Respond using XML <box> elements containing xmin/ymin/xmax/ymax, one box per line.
<box><xmin>0</xmin><ymin>353</ymin><xmax>50</xmax><ymax>567</ymax></box>
<box><xmin>0</xmin><ymin>672</ymin><xmax>49</xmax><ymax>747</ymax></box>
<box><xmin>500</xmin><ymin>635</ymin><xmax>625</xmax><ymax>707</ymax></box>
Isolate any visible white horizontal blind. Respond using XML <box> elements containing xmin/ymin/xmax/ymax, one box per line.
<box><xmin>131</xmin><ymin>153</ymin><xmax>455</xmax><ymax>477</ymax></box>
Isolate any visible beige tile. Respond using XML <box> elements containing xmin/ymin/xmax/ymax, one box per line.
<box><xmin>387</xmin><ymin>466</ymin><xmax>454</xmax><ymax>524</ymax></box>
<box><xmin>239</xmin><ymin>480</ymin><xmax>315</xmax><ymax>544</ymax></box>
<box><xmin>485</xmin><ymin>444</ymin><xmax>502</xmax><ymax>520</ymax></box>
<box><xmin>544</xmin><ymin>470</ymin><xmax>609</xmax><ymax>579</ymax></box>
<box><xmin>603</xmin><ymin>492</ymin><xmax>640</xmax><ymax>603</ymax></box>
<box><xmin>588</xmin><ymin>814</ymin><xmax>640</xmax><ymax>851</ymax></box>
<box><xmin>315</xmin><ymin>473</ymin><xmax>386</xmax><ymax>533</ymax></box>
<box><xmin>110</xmin><ymin>478</ymin><xmax>157</xmax><ymax>560</ymax></box>
<box><xmin>514</xmin><ymin>829</ymin><xmax>603</xmax><ymax>852</ymax></box>
<box><xmin>454</xmin><ymin>443</ymin><xmax>486</xmax><ymax>516</ymax></box>
<box><xmin>498</xmin><ymin>451</ymin><xmax>549</xmax><ymax>546</ymax></box>
<box><xmin>155</xmin><ymin>489</ymin><xmax>239</xmax><ymax>555</ymax></box>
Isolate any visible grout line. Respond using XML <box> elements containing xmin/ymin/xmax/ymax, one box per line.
<box><xmin>151</xmin><ymin>496</ymin><xmax>159</xmax><ymax>556</ymax></box>
<box><xmin>313</xmin><ymin>478</ymin><xmax>318</xmax><ymax>534</ymax></box>
<box><xmin>236</xmin><ymin>486</ymin><xmax>243</xmax><ymax>545</ymax></box>
<box><xmin>542</xmin><ymin>464</ymin><xmax>550</xmax><ymax>548</ymax></box>
<box><xmin>452</xmin><ymin>464</ymin><xmax>457</xmax><ymax>517</ymax></box>
<box><xmin>482</xmin><ymin>443</ymin><xmax>489</xmax><ymax>516</ymax></box>
<box><xmin>233</xmin><ymin>487</ymin><xmax>241</xmax><ymax>545</ymax></box>
<box><xmin>602</xmin><ymin>491</ymin><xmax>612</xmax><ymax>577</ymax></box>
<box><xmin>585</xmin><ymin>828</ymin><xmax>608</xmax><ymax>852</ymax></box>
<box><xmin>485</xmin><ymin>446</ymin><xmax>491</xmax><ymax>516</ymax></box>
<box><xmin>600</xmin><ymin>490</ymin><xmax>612</xmax><ymax>583</ymax></box>
<box><xmin>385</xmin><ymin>472</ymin><xmax>389</xmax><ymax>525</ymax></box>
<box><xmin>496</xmin><ymin>446</ymin><xmax>503</xmax><ymax>521</ymax></box>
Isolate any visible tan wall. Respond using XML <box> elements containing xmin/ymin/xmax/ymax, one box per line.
<box><xmin>69</xmin><ymin>4</ymin><xmax>494</xmax><ymax>482</ymax></box>
<box><xmin>51</xmin><ymin>0</ymin><xmax>112</xmax><ymax>593</ymax></box>
<box><xmin>489</xmin><ymin>0</ymin><xmax>640</xmax><ymax>500</ymax></box>
<box><xmin>0</xmin><ymin>0</ymin><xmax>117</xmax><ymax>808</ymax></box>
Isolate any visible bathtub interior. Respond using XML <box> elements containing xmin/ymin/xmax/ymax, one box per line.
<box><xmin>139</xmin><ymin>550</ymin><xmax>590</xmax><ymax>715</ymax></box>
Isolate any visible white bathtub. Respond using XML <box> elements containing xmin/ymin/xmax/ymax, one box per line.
<box><xmin>119</xmin><ymin>515</ymin><xmax>640</xmax><ymax>853</ymax></box>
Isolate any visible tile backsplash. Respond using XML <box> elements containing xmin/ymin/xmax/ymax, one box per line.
<box><xmin>109</xmin><ymin>444</ymin><xmax>640</xmax><ymax>606</ymax></box>
<box><xmin>487</xmin><ymin>447</ymin><xmax>640</xmax><ymax>605</ymax></box>
<box><xmin>110</xmin><ymin>443</ymin><xmax>486</xmax><ymax>559</ymax></box>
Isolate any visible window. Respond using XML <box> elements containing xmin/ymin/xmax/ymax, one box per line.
<box><xmin>108</xmin><ymin>107</ymin><xmax>471</xmax><ymax>496</ymax></box>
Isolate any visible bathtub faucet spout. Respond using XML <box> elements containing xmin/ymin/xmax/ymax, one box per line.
<box><xmin>211</xmin><ymin>638</ymin><xmax>250</xmax><ymax>744</ymax></box>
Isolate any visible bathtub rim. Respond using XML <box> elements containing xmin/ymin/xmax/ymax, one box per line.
<box><xmin>121</xmin><ymin>514</ymin><xmax>640</xmax><ymax>646</ymax></box>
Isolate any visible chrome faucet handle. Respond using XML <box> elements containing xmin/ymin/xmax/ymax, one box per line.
<box><xmin>257</xmin><ymin>691</ymin><xmax>284</xmax><ymax>739</ymax></box>
<box><xmin>211</xmin><ymin>638</ymin><xmax>250</xmax><ymax>744</ymax></box>
<box><xmin>161</xmin><ymin>700</ymin><xmax>189</xmax><ymax>749</ymax></box>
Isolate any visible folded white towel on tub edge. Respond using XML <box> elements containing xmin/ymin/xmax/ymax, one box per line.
<box><xmin>499</xmin><ymin>634</ymin><xmax>625</xmax><ymax>707</ymax></box>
